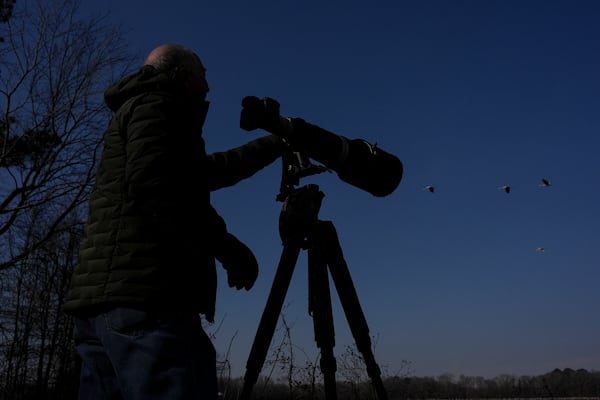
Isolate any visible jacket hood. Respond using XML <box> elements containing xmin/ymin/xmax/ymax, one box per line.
<box><xmin>104</xmin><ymin>65</ymin><xmax>206</xmax><ymax>112</ymax></box>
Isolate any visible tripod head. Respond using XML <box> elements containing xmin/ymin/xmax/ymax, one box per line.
<box><xmin>276</xmin><ymin>147</ymin><xmax>329</xmax><ymax>202</ymax></box>
<box><xmin>276</xmin><ymin>148</ymin><xmax>328</xmax><ymax>246</ymax></box>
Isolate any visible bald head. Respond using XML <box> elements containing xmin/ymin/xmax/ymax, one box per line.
<box><xmin>144</xmin><ymin>43</ymin><xmax>209</xmax><ymax>95</ymax></box>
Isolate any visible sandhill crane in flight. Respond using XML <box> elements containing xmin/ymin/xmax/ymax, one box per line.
<box><xmin>498</xmin><ymin>185</ymin><xmax>511</xmax><ymax>194</ymax></box>
<box><xmin>423</xmin><ymin>185</ymin><xmax>435</xmax><ymax>193</ymax></box>
<box><xmin>539</xmin><ymin>178</ymin><xmax>552</xmax><ymax>188</ymax></box>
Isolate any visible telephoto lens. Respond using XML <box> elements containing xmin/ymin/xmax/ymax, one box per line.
<box><xmin>286</xmin><ymin>118</ymin><xmax>403</xmax><ymax>197</ymax></box>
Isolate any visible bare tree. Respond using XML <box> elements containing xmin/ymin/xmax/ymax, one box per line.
<box><xmin>0</xmin><ymin>0</ymin><xmax>133</xmax><ymax>271</ymax></box>
<box><xmin>0</xmin><ymin>213</ymin><xmax>82</xmax><ymax>399</ymax></box>
<box><xmin>0</xmin><ymin>0</ymin><xmax>134</xmax><ymax>398</ymax></box>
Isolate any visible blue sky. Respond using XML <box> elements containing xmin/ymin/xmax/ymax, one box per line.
<box><xmin>81</xmin><ymin>1</ymin><xmax>599</xmax><ymax>379</ymax></box>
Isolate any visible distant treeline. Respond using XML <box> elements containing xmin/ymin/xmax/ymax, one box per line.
<box><xmin>217</xmin><ymin>368</ymin><xmax>600</xmax><ymax>399</ymax></box>
<box><xmin>382</xmin><ymin>368</ymin><xmax>600</xmax><ymax>399</ymax></box>
<box><xmin>1</xmin><ymin>366</ymin><xmax>599</xmax><ymax>399</ymax></box>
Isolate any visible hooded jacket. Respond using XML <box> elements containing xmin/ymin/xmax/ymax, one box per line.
<box><xmin>63</xmin><ymin>65</ymin><xmax>285</xmax><ymax>321</ymax></box>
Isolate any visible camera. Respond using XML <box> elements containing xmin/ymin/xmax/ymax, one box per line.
<box><xmin>240</xmin><ymin>96</ymin><xmax>403</xmax><ymax>198</ymax></box>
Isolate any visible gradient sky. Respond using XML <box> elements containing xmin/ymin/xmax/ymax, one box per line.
<box><xmin>79</xmin><ymin>0</ymin><xmax>599</xmax><ymax>379</ymax></box>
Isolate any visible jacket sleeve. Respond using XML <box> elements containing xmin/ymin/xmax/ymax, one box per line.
<box><xmin>206</xmin><ymin>204</ymin><xmax>227</xmax><ymax>236</ymax></box>
<box><xmin>204</xmin><ymin>135</ymin><xmax>287</xmax><ymax>191</ymax></box>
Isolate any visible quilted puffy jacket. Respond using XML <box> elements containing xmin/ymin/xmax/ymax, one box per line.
<box><xmin>63</xmin><ymin>65</ymin><xmax>285</xmax><ymax>321</ymax></box>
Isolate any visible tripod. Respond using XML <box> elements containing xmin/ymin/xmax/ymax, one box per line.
<box><xmin>239</xmin><ymin>183</ymin><xmax>388</xmax><ymax>400</ymax></box>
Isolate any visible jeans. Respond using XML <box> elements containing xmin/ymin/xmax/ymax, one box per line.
<box><xmin>73</xmin><ymin>307</ymin><xmax>217</xmax><ymax>400</ymax></box>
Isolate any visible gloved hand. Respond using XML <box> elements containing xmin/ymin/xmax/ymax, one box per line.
<box><xmin>240</xmin><ymin>96</ymin><xmax>293</xmax><ymax>137</ymax></box>
<box><xmin>214</xmin><ymin>232</ymin><xmax>259</xmax><ymax>290</ymax></box>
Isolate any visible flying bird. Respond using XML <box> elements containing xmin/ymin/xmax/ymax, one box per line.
<box><xmin>498</xmin><ymin>185</ymin><xmax>511</xmax><ymax>194</ymax></box>
<box><xmin>536</xmin><ymin>247</ymin><xmax>545</xmax><ymax>253</ymax></box>
<box><xmin>539</xmin><ymin>178</ymin><xmax>552</xmax><ymax>187</ymax></box>
<box><xmin>423</xmin><ymin>185</ymin><xmax>435</xmax><ymax>193</ymax></box>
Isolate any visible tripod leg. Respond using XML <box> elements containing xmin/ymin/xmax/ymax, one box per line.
<box><xmin>307</xmin><ymin>228</ymin><xmax>338</xmax><ymax>399</ymax></box>
<box><xmin>316</xmin><ymin>221</ymin><xmax>389</xmax><ymax>400</ymax></box>
<box><xmin>240</xmin><ymin>244</ymin><xmax>302</xmax><ymax>400</ymax></box>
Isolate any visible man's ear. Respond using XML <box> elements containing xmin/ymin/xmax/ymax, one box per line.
<box><xmin>169</xmin><ymin>65</ymin><xmax>186</xmax><ymax>80</ymax></box>
<box><xmin>171</xmin><ymin>65</ymin><xmax>198</xmax><ymax>84</ymax></box>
